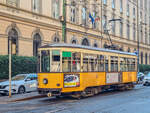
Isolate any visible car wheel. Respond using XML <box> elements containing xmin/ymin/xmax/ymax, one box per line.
<box><xmin>18</xmin><ymin>86</ymin><xmax>26</xmax><ymax>94</ymax></box>
<box><xmin>145</xmin><ymin>82</ymin><xmax>149</xmax><ymax>86</ymax></box>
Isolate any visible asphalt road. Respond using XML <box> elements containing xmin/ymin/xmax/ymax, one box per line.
<box><xmin>0</xmin><ymin>85</ymin><xmax>150</xmax><ymax>113</ymax></box>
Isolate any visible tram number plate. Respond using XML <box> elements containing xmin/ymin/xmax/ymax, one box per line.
<box><xmin>106</xmin><ymin>72</ymin><xmax>120</xmax><ymax>84</ymax></box>
<box><xmin>64</xmin><ymin>74</ymin><xmax>80</xmax><ymax>87</ymax></box>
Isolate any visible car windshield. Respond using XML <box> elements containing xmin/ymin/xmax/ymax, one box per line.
<box><xmin>12</xmin><ymin>75</ymin><xmax>26</xmax><ymax>81</ymax></box>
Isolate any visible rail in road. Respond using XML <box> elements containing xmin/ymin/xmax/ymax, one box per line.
<box><xmin>0</xmin><ymin>84</ymin><xmax>144</xmax><ymax>104</ymax></box>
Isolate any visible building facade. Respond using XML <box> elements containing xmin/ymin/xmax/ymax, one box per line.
<box><xmin>0</xmin><ymin>0</ymin><xmax>150</xmax><ymax>65</ymax></box>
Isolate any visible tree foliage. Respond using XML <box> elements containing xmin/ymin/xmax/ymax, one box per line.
<box><xmin>139</xmin><ymin>64</ymin><xmax>150</xmax><ymax>73</ymax></box>
<box><xmin>0</xmin><ymin>55</ymin><xmax>37</xmax><ymax>79</ymax></box>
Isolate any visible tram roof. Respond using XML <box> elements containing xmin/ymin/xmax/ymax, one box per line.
<box><xmin>40</xmin><ymin>43</ymin><xmax>137</xmax><ymax>56</ymax></box>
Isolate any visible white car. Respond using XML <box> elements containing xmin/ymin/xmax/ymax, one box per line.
<box><xmin>0</xmin><ymin>74</ymin><xmax>37</xmax><ymax>96</ymax></box>
<box><xmin>143</xmin><ymin>73</ymin><xmax>150</xmax><ymax>86</ymax></box>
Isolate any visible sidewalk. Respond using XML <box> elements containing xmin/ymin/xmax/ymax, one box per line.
<box><xmin>0</xmin><ymin>92</ymin><xmax>42</xmax><ymax>103</ymax></box>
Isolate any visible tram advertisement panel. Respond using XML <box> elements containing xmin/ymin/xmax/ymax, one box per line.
<box><xmin>64</xmin><ymin>74</ymin><xmax>80</xmax><ymax>87</ymax></box>
<box><xmin>106</xmin><ymin>72</ymin><xmax>121</xmax><ymax>84</ymax></box>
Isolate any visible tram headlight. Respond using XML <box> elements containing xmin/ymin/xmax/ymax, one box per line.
<box><xmin>43</xmin><ymin>78</ymin><xmax>48</xmax><ymax>84</ymax></box>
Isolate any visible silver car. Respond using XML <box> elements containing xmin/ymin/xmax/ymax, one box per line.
<box><xmin>143</xmin><ymin>73</ymin><xmax>150</xmax><ymax>86</ymax></box>
<box><xmin>0</xmin><ymin>74</ymin><xmax>37</xmax><ymax>96</ymax></box>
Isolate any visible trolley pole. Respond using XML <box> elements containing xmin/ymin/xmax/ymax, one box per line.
<box><xmin>62</xmin><ymin>0</ymin><xmax>66</xmax><ymax>43</ymax></box>
<box><xmin>8</xmin><ymin>36</ymin><xmax>12</xmax><ymax>98</ymax></box>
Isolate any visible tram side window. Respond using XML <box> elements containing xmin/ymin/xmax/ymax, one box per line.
<box><xmin>120</xmin><ymin>58</ymin><xmax>127</xmax><ymax>71</ymax></box>
<box><xmin>62</xmin><ymin>51</ymin><xmax>71</xmax><ymax>72</ymax></box>
<box><xmin>111</xmin><ymin>56</ymin><xmax>118</xmax><ymax>72</ymax></box>
<box><xmin>120</xmin><ymin>58</ymin><xmax>124</xmax><ymax>71</ymax></box>
<box><xmin>95</xmin><ymin>55</ymin><xmax>98</xmax><ymax>71</ymax></box>
<box><xmin>114</xmin><ymin>57</ymin><xmax>118</xmax><ymax>72</ymax></box>
<box><xmin>131</xmin><ymin>58</ymin><xmax>136</xmax><ymax>71</ymax></box>
<box><xmin>83</xmin><ymin>54</ymin><xmax>88</xmax><ymax>72</ymax></box>
<box><xmin>88</xmin><ymin>54</ymin><xmax>97</xmax><ymax>72</ymax></box>
<box><xmin>41</xmin><ymin>50</ymin><xmax>50</xmax><ymax>72</ymax></box>
<box><xmin>105</xmin><ymin>56</ymin><xmax>109</xmax><ymax>72</ymax></box>
<box><xmin>51</xmin><ymin>50</ymin><xmax>60</xmax><ymax>72</ymax></box>
<box><xmin>72</xmin><ymin>52</ymin><xmax>81</xmax><ymax>72</ymax></box>
<box><xmin>127</xmin><ymin>58</ymin><xmax>131</xmax><ymax>71</ymax></box>
<box><xmin>98</xmin><ymin>55</ymin><xmax>104</xmax><ymax>71</ymax></box>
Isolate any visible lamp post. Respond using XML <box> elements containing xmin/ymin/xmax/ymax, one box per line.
<box><xmin>62</xmin><ymin>0</ymin><xmax>66</xmax><ymax>43</ymax></box>
<box><xmin>8</xmin><ymin>35</ymin><xmax>12</xmax><ymax>98</ymax></box>
<box><xmin>137</xmin><ymin>0</ymin><xmax>139</xmax><ymax>72</ymax></box>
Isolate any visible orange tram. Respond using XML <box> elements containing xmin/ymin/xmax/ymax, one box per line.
<box><xmin>37</xmin><ymin>44</ymin><xmax>137</xmax><ymax>98</ymax></box>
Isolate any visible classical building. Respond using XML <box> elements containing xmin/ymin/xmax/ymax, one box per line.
<box><xmin>0</xmin><ymin>0</ymin><xmax>149</xmax><ymax>65</ymax></box>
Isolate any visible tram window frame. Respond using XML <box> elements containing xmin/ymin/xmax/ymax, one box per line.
<box><xmin>95</xmin><ymin>55</ymin><xmax>98</xmax><ymax>72</ymax></box>
<box><xmin>120</xmin><ymin>57</ymin><xmax>124</xmax><ymax>72</ymax></box>
<box><xmin>88</xmin><ymin>54</ymin><xmax>97</xmax><ymax>72</ymax></box>
<box><xmin>120</xmin><ymin>57</ymin><xmax>127</xmax><ymax>72</ymax></box>
<box><xmin>111</xmin><ymin>56</ymin><xmax>118</xmax><ymax>72</ymax></box>
<box><xmin>62</xmin><ymin>51</ymin><xmax>72</xmax><ymax>72</ymax></box>
<box><xmin>127</xmin><ymin>58</ymin><xmax>132</xmax><ymax>71</ymax></box>
<box><xmin>72</xmin><ymin>52</ymin><xmax>81</xmax><ymax>72</ymax></box>
<box><xmin>105</xmin><ymin>56</ymin><xmax>109</xmax><ymax>72</ymax></box>
<box><xmin>51</xmin><ymin>50</ymin><xmax>60</xmax><ymax>72</ymax></box>
<box><xmin>98</xmin><ymin>55</ymin><xmax>104</xmax><ymax>72</ymax></box>
<box><xmin>114</xmin><ymin>58</ymin><xmax>118</xmax><ymax>72</ymax></box>
<box><xmin>83</xmin><ymin>53</ymin><xmax>88</xmax><ymax>72</ymax></box>
<box><xmin>131</xmin><ymin>58</ymin><xmax>136</xmax><ymax>71</ymax></box>
<box><xmin>41</xmin><ymin>50</ymin><xmax>50</xmax><ymax>72</ymax></box>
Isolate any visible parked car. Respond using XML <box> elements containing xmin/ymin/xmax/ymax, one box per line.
<box><xmin>137</xmin><ymin>72</ymin><xmax>145</xmax><ymax>82</ymax></box>
<box><xmin>143</xmin><ymin>73</ymin><xmax>150</xmax><ymax>86</ymax></box>
<box><xmin>0</xmin><ymin>74</ymin><xmax>37</xmax><ymax>96</ymax></box>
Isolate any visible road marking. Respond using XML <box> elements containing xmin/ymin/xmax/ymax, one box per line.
<box><xmin>45</xmin><ymin>107</ymin><xmax>68</xmax><ymax>113</ymax></box>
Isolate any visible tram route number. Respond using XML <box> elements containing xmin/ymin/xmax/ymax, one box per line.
<box><xmin>64</xmin><ymin>74</ymin><xmax>80</xmax><ymax>88</ymax></box>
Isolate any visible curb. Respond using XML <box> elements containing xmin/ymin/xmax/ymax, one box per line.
<box><xmin>8</xmin><ymin>95</ymin><xmax>47</xmax><ymax>102</ymax></box>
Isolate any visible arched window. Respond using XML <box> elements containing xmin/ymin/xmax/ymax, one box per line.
<box><xmin>141</xmin><ymin>52</ymin><xmax>143</xmax><ymax>64</ymax></box>
<box><xmin>72</xmin><ymin>39</ymin><xmax>77</xmax><ymax>44</ymax></box>
<box><xmin>82</xmin><ymin>38</ymin><xmax>89</xmax><ymax>46</ymax></box>
<box><xmin>53</xmin><ymin>36</ymin><xmax>60</xmax><ymax>43</ymax></box>
<box><xmin>94</xmin><ymin>43</ymin><xmax>98</xmax><ymax>47</ymax></box>
<box><xmin>8</xmin><ymin>28</ymin><xmax>18</xmax><ymax>55</ymax></box>
<box><xmin>145</xmin><ymin>53</ymin><xmax>148</xmax><ymax>65</ymax></box>
<box><xmin>33</xmin><ymin>33</ymin><xmax>41</xmax><ymax>56</ymax></box>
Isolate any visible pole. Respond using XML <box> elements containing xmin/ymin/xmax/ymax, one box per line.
<box><xmin>101</xmin><ymin>0</ymin><xmax>103</xmax><ymax>48</ymax></box>
<box><xmin>9</xmin><ymin>37</ymin><xmax>12</xmax><ymax>98</ymax></box>
<box><xmin>137</xmin><ymin>0</ymin><xmax>139</xmax><ymax>72</ymax></box>
<box><xmin>62</xmin><ymin>0</ymin><xmax>66</xmax><ymax>43</ymax></box>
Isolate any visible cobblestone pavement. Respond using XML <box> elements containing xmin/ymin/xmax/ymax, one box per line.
<box><xmin>0</xmin><ymin>85</ymin><xmax>150</xmax><ymax>113</ymax></box>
